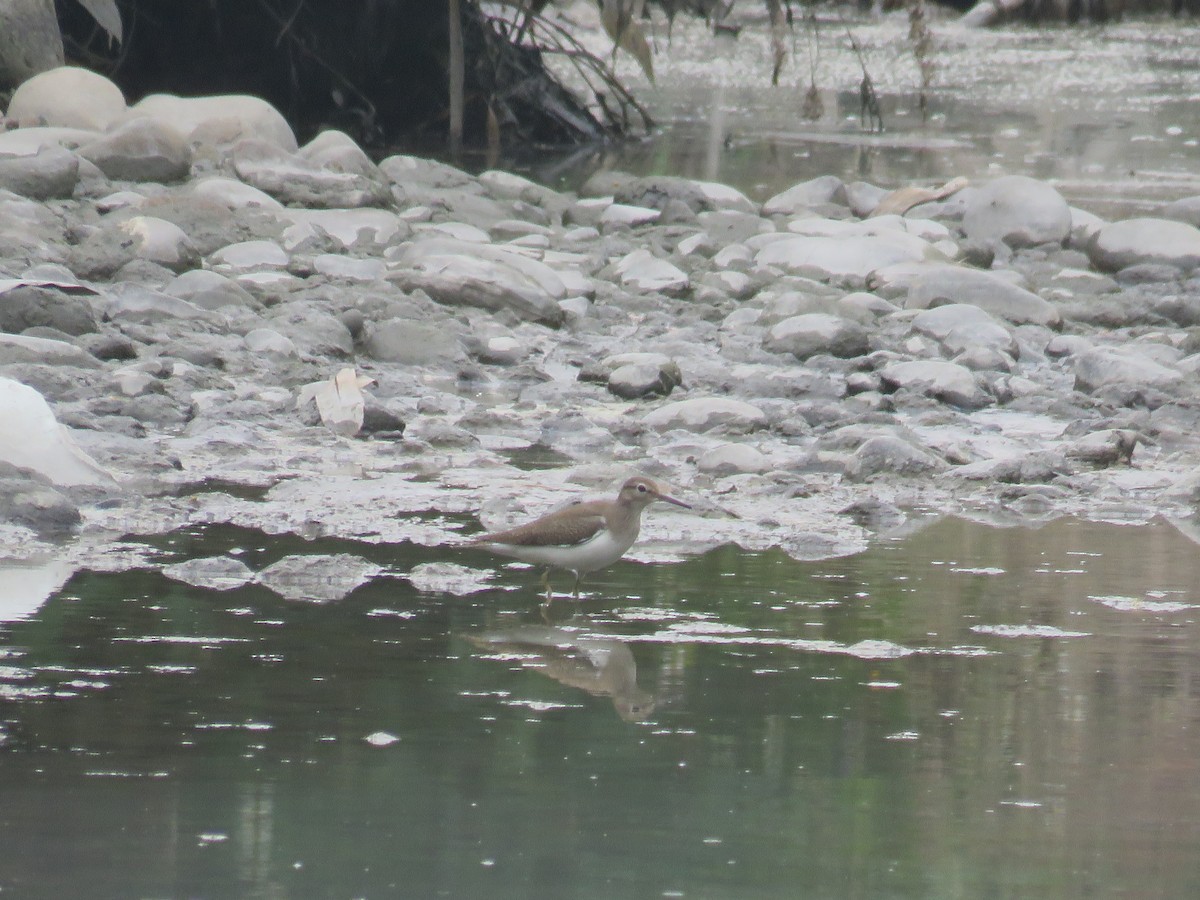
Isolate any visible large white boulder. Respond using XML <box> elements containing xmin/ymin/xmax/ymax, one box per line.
<box><xmin>0</xmin><ymin>377</ymin><xmax>116</xmax><ymax>487</ymax></box>
<box><xmin>8</xmin><ymin>66</ymin><xmax>125</xmax><ymax>131</ymax></box>
<box><xmin>961</xmin><ymin>175</ymin><xmax>1072</xmax><ymax>248</ymax></box>
<box><xmin>130</xmin><ymin>93</ymin><xmax>298</xmax><ymax>152</ymax></box>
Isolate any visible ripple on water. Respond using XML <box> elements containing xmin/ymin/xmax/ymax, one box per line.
<box><xmin>970</xmin><ymin>624</ymin><xmax>1091</xmax><ymax>639</ymax></box>
<box><xmin>1089</xmin><ymin>594</ymin><xmax>1197</xmax><ymax>613</ymax></box>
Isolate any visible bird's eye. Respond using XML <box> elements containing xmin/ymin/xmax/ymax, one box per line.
<box><xmin>637</xmin><ymin>483</ymin><xmax>647</xmax><ymax>492</ymax></box>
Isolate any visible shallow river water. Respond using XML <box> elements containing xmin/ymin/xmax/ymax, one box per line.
<box><xmin>2</xmin><ymin>515</ymin><xmax>1199</xmax><ymax>897</ymax></box>
<box><xmin>488</xmin><ymin>11</ymin><xmax>1200</xmax><ymax>219</ymax></box>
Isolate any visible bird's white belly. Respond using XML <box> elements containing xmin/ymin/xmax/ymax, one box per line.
<box><xmin>483</xmin><ymin>529</ymin><xmax>633</xmax><ymax>575</ymax></box>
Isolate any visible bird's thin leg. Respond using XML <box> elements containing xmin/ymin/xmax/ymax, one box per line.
<box><xmin>572</xmin><ymin>571</ymin><xmax>582</xmax><ymax>600</ymax></box>
<box><xmin>541</xmin><ymin>568</ymin><xmax>553</xmax><ymax>603</ymax></box>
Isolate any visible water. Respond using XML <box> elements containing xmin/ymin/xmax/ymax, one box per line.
<box><xmin>455</xmin><ymin>13</ymin><xmax>1200</xmax><ymax>219</ymax></box>
<box><xmin>3</xmin><ymin>516</ymin><xmax>1199</xmax><ymax>897</ymax></box>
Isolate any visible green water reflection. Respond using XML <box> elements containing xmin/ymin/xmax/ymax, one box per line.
<box><xmin>2</xmin><ymin>516</ymin><xmax>1199</xmax><ymax>898</ymax></box>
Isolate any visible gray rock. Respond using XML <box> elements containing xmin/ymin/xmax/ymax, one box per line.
<box><xmin>0</xmin><ymin>332</ymin><xmax>102</xmax><ymax>367</ymax></box>
<box><xmin>113</xmin><ymin>216</ymin><xmax>201</xmax><ymax>272</ymax></box>
<box><xmin>1071</xmin><ymin>346</ymin><xmax>1183</xmax><ymax>394</ymax></box>
<box><xmin>1159</xmin><ymin>195</ymin><xmax>1200</xmax><ymax>228</ymax></box>
<box><xmin>0</xmin><ymin>146</ymin><xmax>79</xmax><ymax>200</ymax></box>
<box><xmin>845</xmin><ymin>434</ymin><xmax>949</xmax><ymax>480</ymax></box>
<box><xmin>762</xmin><ymin>176</ymin><xmax>847</xmax><ymax>216</ymax></box>
<box><xmin>77</xmin><ymin>118</ymin><xmax>192</xmax><ymax>183</ymax></box>
<box><xmin>0</xmin><ymin>0</ymin><xmax>63</xmax><ymax>86</ymax></box>
<box><xmin>1065</xmin><ymin>429</ymin><xmax>1138</xmax><ymax>466</ymax></box>
<box><xmin>243</xmin><ymin>328</ymin><xmax>297</xmax><ymax>357</ymax></box>
<box><xmin>378</xmin><ymin>153</ymin><xmax>478</xmax><ymax>192</ymax></box>
<box><xmin>696</xmin><ymin>209</ymin><xmax>774</xmax><ymax>245</ymax></box>
<box><xmin>0</xmin><ymin>284</ymin><xmax>97</xmax><ymax>335</ymax></box>
<box><xmin>764</xmin><ymin>313</ymin><xmax>870</xmax><ymax>360</ymax></box>
<box><xmin>388</xmin><ymin>238</ymin><xmax>566</xmax><ymax>326</ymax></box>
<box><xmin>1087</xmin><ymin>218</ymin><xmax>1200</xmax><ymax>273</ymax></box>
<box><xmin>697</xmin><ymin>442</ymin><xmax>770</xmax><ymax>475</ymax></box>
<box><xmin>613</xmin><ymin>249</ymin><xmax>689</xmax><ymax>295</ymax></box>
<box><xmin>612</xmin><ymin>175</ymin><xmax>753</xmax><ymax>215</ymax></box>
<box><xmin>0</xmin><ymin>462</ymin><xmax>81</xmax><ymax>535</ymax></box>
<box><xmin>910</xmin><ymin>303</ymin><xmax>1017</xmax><ymax>357</ymax></box>
<box><xmin>360</xmin><ymin>400</ymin><xmax>407</xmax><ymax>438</ymax></box>
<box><xmin>232</xmin><ymin>138</ymin><xmax>389</xmax><ymax>209</ymax></box>
<box><xmin>104</xmin><ymin>284</ymin><xmax>218</xmax><ymax>325</ymax></box>
<box><xmin>297</xmin><ymin>129</ymin><xmax>382</xmax><ymax>180</ymax></box>
<box><xmin>266</xmin><ymin>303</ymin><xmax>355</xmax><ymax>357</ymax></box>
<box><xmin>961</xmin><ymin>175</ymin><xmax>1071</xmax><ymax>248</ymax></box>
<box><xmin>608</xmin><ymin>361</ymin><xmax>682</xmax><ymax>400</ymax></box>
<box><xmin>904</xmin><ymin>266</ymin><xmax>1061</xmax><ymax>328</ymax></box>
<box><xmin>756</xmin><ymin>232</ymin><xmax>939</xmax><ymax>282</ymax></box>
<box><xmin>163</xmin><ymin>269</ymin><xmax>259</xmax><ymax>310</ymax></box>
<box><xmin>879</xmin><ymin>360</ymin><xmax>989</xmax><ymax>409</ymax></box>
<box><xmin>162</xmin><ymin>555</ymin><xmax>257</xmax><ymax>591</ymax></box>
<box><xmin>642</xmin><ymin>397</ymin><xmax>767</xmax><ymax>433</ymax></box>
<box><xmin>363</xmin><ymin>318</ymin><xmax>465</xmax><ymax>365</ymax></box>
<box><xmin>845</xmin><ymin>181</ymin><xmax>890</xmax><ymax>218</ymax></box>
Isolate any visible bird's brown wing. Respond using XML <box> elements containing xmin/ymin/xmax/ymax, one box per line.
<box><xmin>473</xmin><ymin>499</ymin><xmax>607</xmax><ymax>547</ymax></box>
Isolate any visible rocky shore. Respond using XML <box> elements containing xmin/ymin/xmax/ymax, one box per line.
<box><xmin>4</xmin><ymin>65</ymin><xmax>1200</xmax><ymax>602</ymax></box>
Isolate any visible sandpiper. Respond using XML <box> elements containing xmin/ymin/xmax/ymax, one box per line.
<box><xmin>469</xmin><ymin>476</ymin><xmax>691</xmax><ymax>599</ymax></box>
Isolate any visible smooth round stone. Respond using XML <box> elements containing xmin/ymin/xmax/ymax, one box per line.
<box><xmin>607</xmin><ymin>361</ymin><xmax>682</xmax><ymax>400</ymax></box>
<box><xmin>961</xmin><ymin>175</ymin><xmax>1072</xmax><ymax>248</ymax></box>
<box><xmin>764</xmin><ymin>313</ymin><xmax>870</xmax><ymax>360</ymax></box>
<box><xmin>389</xmin><ymin>239</ymin><xmax>566</xmax><ymax>326</ymax></box>
<box><xmin>698</xmin><ymin>442</ymin><xmax>771</xmax><ymax>475</ymax></box>
<box><xmin>8</xmin><ymin>66</ymin><xmax>126</xmax><ymax>131</ymax></box>
<box><xmin>879</xmin><ymin>360</ymin><xmax>989</xmax><ymax>409</ymax></box>
<box><xmin>118</xmin><ymin>216</ymin><xmax>199</xmax><ymax>272</ymax></box>
<box><xmin>478</xmin><ymin>335</ymin><xmax>524</xmax><ymax>365</ymax></box>
<box><xmin>845</xmin><ymin>435</ymin><xmax>949</xmax><ymax>480</ymax></box>
<box><xmin>243</xmin><ymin>328</ymin><xmax>298</xmax><ymax>356</ymax></box>
<box><xmin>614</xmin><ymin>249</ymin><xmax>688</xmax><ymax>295</ymax></box>
<box><xmin>77</xmin><ymin>117</ymin><xmax>191</xmax><ymax>183</ymax></box>
<box><xmin>904</xmin><ymin>267</ymin><xmax>1061</xmax><ymax>328</ymax></box>
<box><xmin>363</xmin><ymin>319</ymin><xmax>464</xmax><ymax>365</ymax></box>
<box><xmin>755</xmin><ymin>232</ymin><xmax>937</xmax><ymax>281</ymax></box>
<box><xmin>642</xmin><ymin>397</ymin><xmax>767</xmax><ymax>433</ymax></box>
<box><xmin>0</xmin><ymin>283</ymin><xmax>97</xmax><ymax>335</ymax></box>
<box><xmin>762</xmin><ymin>176</ymin><xmax>847</xmax><ymax>216</ymax></box>
<box><xmin>0</xmin><ymin>332</ymin><xmax>100</xmax><ymax>368</ymax></box>
<box><xmin>163</xmin><ymin>269</ymin><xmax>257</xmax><ymax>310</ymax></box>
<box><xmin>131</xmin><ymin>92</ymin><xmax>297</xmax><ymax>151</ymax></box>
<box><xmin>297</xmin><ymin>129</ymin><xmax>378</xmax><ymax>177</ymax></box>
<box><xmin>0</xmin><ymin>376</ymin><xmax>115</xmax><ymax>487</ymax></box>
<box><xmin>838</xmin><ymin>291</ymin><xmax>898</xmax><ymax>321</ymax></box>
<box><xmin>0</xmin><ymin>145</ymin><xmax>79</xmax><ymax>200</ymax></box>
<box><xmin>104</xmin><ymin>285</ymin><xmax>215</xmax><ymax>324</ymax></box>
<box><xmin>209</xmin><ymin>240</ymin><xmax>289</xmax><ymax>273</ymax></box>
<box><xmin>313</xmin><ymin>255</ymin><xmax>385</xmax><ymax>282</ymax></box>
<box><xmin>1087</xmin><ymin>217</ymin><xmax>1200</xmax><ymax>273</ymax></box>
<box><xmin>281</xmin><ymin>209</ymin><xmax>405</xmax><ymax>250</ymax></box>
<box><xmin>601</xmin><ymin>203</ymin><xmax>660</xmax><ymax>228</ymax></box>
<box><xmin>190</xmin><ymin>176</ymin><xmax>283</xmax><ymax>210</ymax></box>
<box><xmin>1070</xmin><ymin>346</ymin><xmax>1183</xmax><ymax>393</ymax></box>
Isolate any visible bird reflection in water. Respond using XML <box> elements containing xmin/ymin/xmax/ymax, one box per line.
<box><xmin>465</xmin><ymin>624</ymin><xmax>655</xmax><ymax>722</ymax></box>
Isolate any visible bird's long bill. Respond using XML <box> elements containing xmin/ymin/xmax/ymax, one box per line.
<box><xmin>654</xmin><ymin>489</ymin><xmax>691</xmax><ymax>509</ymax></box>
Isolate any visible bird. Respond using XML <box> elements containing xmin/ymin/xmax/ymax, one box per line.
<box><xmin>469</xmin><ymin>476</ymin><xmax>691</xmax><ymax>600</ymax></box>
